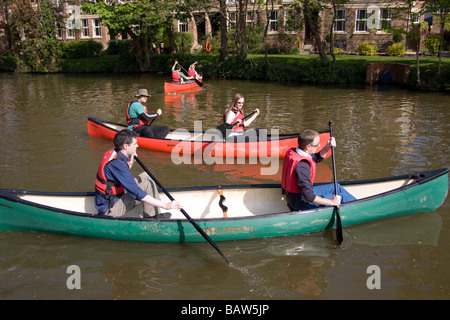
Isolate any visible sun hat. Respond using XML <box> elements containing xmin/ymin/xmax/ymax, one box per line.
<box><xmin>135</xmin><ymin>89</ymin><xmax>151</xmax><ymax>97</ymax></box>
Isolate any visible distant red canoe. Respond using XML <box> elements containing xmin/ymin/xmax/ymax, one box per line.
<box><xmin>87</xmin><ymin>117</ymin><xmax>330</xmax><ymax>159</ymax></box>
<box><xmin>164</xmin><ymin>80</ymin><xmax>202</xmax><ymax>93</ymax></box>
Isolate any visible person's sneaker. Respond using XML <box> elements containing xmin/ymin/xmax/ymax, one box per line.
<box><xmin>141</xmin><ymin>212</ymin><xmax>172</xmax><ymax>220</ymax></box>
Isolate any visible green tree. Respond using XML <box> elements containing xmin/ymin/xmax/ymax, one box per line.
<box><xmin>423</xmin><ymin>0</ymin><xmax>450</xmax><ymax>75</ymax></box>
<box><xmin>83</xmin><ymin>0</ymin><xmax>208</xmax><ymax>72</ymax></box>
<box><xmin>8</xmin><ymin>0</ymin><xmax>61</xmax><ymax>72</ymax></box>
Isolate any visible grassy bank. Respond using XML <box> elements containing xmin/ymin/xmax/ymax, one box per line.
<box><xmin>28</xmin><ymin>53</ymin><xmax>450</xmax><ymax>92</ymax></box>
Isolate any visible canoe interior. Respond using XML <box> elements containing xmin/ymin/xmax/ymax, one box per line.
<box><xmin>99</xmin><ymin>119</ymin><xmax>299</xmax><ymax>142</ymax></box>
<box><xmin>16</xmin><ymin>177</ymin><xmax>416</xmax><ymax>220</ymax></box>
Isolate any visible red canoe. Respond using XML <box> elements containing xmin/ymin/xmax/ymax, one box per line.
<box><xmin>87</xmin><ymin>117</ymin><xmax>330</xmax><ymax>159</ymax></box>
<box><xmin>164</xmin><ymin>80</ymin><xmax>202</xmax><ymax>93</ymax></box>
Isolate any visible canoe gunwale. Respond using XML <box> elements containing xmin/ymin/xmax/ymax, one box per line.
<box><xmin>87</xmin><ymin>116</ymin><xmax>325</xmax><ymax>143</ymax></box>
<box><xmin>0</xmin><ymin>167</ymin><xmax>447</xmax><ymax>223</ymax></box>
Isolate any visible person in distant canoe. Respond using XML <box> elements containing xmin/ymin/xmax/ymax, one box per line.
<box><xmin>281</xmin><ymin>129</ymin><xmax>356</xmax><ymax>211</ymax></box>
<box><xmin>188</xmin><ymin>61</ymin><xmax>202</xmax><ymax>81</ymax></box>
<box><xmin>126</xmin><ymin>89</ymin><xmax>170</xmax><ymax>139</ymax></box>
<box><xmin>221</xmin><ymin>93</ymin><xmax>260</xmax><ymax>140</ymax></box>
<box><xmin>94</xmin><ymin>129</ymin><xmax>182</xmax><ymax>219</ymax></box>
<box><xmin>171</xmin><ymin>60</ymin><xmax>195</xmax><ymax>83</ymax></box>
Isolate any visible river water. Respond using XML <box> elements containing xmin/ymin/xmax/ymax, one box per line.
<box><xmin>0</xmin><ymin>72</ymin><xmax>448</xmax><ymax>302</ymax></box>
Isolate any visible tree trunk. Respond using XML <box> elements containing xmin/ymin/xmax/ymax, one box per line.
<box><xmin>304</xmin><ymin>0</ymin><xmax>327</xmax><ymax>63</ymax></box>
<box><xmin>129</xmin><ymin>30</ymin><xmax>151</xmax><ymax>72</ymax></box>
<box><xmin>237</xmin><ymin>0</ymin><xmax>248</xmax><ymax>59</ymax></box>
<box><xmin>219</xmin><ymin>0</ymin><xmax>228</xmax><ymax>61</ymax></box>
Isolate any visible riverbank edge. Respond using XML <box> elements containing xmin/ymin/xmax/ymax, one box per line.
<box><xmin>4</xmin><ymin>53</ymin><xmax>450</xmax><ymax>92</ymax></box>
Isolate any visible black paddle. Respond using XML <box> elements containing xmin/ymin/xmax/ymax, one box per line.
<box><xmin>328</xmin><ymin>121</ymin><xmax>343</xmax><ymax>246</ymax></box>
<box><xmin>215</xmin><ymin>110</ymin><xmax>257</xmax><ymax>139</ymax></box>
<box><xmin>134</xmin><ymin>156</ymin><xmax>229</xmax><ymax>264</ymax></box>
<box><xmin>179</xmin><ymin>64</ymin><xmax>203</xmax><ymax>87</ymax></box>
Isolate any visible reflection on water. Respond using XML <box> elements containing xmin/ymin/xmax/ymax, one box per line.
<box><xmin>0</xmin><ymin>72</ymin><xmax>449</xmax><ymax>300</ymax></box>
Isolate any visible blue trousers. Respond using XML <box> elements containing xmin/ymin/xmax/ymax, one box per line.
<box><xmin>302</xmin><ymin>183</ymin><xmax>357</xmax><ymax>210</ymax></box>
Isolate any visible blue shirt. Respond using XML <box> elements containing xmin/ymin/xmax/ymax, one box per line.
<box><xmin>95</xmin><ymin>151</ymin><xmax>148</xmax><ymax>214</ymax></box>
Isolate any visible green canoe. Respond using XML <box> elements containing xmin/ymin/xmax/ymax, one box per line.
<box><xmin>0</xmin><ymin>168</ymin><xmax>447</xmax><ymax>242</ymax></box>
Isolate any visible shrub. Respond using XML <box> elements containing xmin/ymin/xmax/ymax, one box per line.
<box><xmin>386</xmin><ymin>42</ymin><xmax>405</xmax><ymax>57</ymax></box>
<box><xmin>105</xmin><ymin>39</ymin><xmax>133</xmax><ymax>55</ymax></box>
<box><xmin>356</xmin><ymin>41</ymin><xmax>378</xmax><ymax>56</ymax></box>
<box><xmin>58</xmin><ymin>39</ymin><xmax>103</xmax><ymax>59</ymax></box>
<box><xmin>425</xmin><ymin>34</ymin><xmax>441</xmax><ymax>56</ymax></box>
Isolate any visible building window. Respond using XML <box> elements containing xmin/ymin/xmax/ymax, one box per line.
<box><xmin>93</xmin><ymin>19</ymin><xmax>101</xmax><ymax>37</ymax></box>
<box><xmin>355</xmin><ymin>9</ymin><xmax>368</xmax><ymax>32</ymax></box>
<box><xmin>178</xmin><ymin>19</ymin><xmax>188</xmax><ymax>32</ymax></box>
<box><xmin>228</xmin><ymin>12</ymin><xmax>237</xmax><ymax>29</ymax></box>
<box><xmin>66</xmin><ymin>23</ymin><xmax>74</xmax><ymax>39</ymax></box>
<box><xmin>55</xmin><ymin>22</ymin><xmax>63</xmax><ymax>39</ymax></box>
<box><xmin>246</xmin><ymin>11</ymin><xmax>255</xmax><ymax>27</ymax></box>
<box><xmin>409</xmin><ymin>12</ymin><xmax>420</xmax><ymax>24</ymax></box>
<box><xmin>284</xmin><ymin>10</ymin><xmax>297</xmax><ymax>32</ymax></box>
<box><xmin>268</xmin><ymin>10</ymin><xmax>278</xmax><ymax>33</ymax></box>
<box><xmin>81</xmin><ymin>19</ymin><xmax>89</xmax><ymax>38</ymax></box>
<box><xmin>334</xmin><ymin>9</ymin><xmax>346</xmax><ymax>32</ymax></box>
<box><xmin>380</xmin><ymin>9</ymin><xmax>392</xmax><ymax>30</ymax></box>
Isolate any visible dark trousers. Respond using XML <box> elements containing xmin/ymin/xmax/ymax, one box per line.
<box><xmin>135</xmin><ymin>125</ymin><xmax>170</xmax><ymax>139</ymax></box>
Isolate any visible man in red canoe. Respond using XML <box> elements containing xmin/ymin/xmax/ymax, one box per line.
<box><xmin>126</xmin><ymin>89</ymin><xmax>170</xmax><ymax>139</ymax></box>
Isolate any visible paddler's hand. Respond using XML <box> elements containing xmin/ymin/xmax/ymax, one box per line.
<box><xmin>156</xmin><ymin>109</ymin><xmax>162</xmax><ymax>116</ymax></box>
<box><xmin>165</xmin><ymin>200</ymin><xmax>183</xmax><ymax>211</ymax></box>
<box><xmin>128</xmin><ymin>153</ymin><xmax>137</xmax><ymax>168</ymax></box>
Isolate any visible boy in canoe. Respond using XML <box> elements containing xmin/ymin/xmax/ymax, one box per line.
<box><xmin>94</xmin><ymin>129</ymin><xmax>182</xmax><ymax>219</ymax></box>
<box><xmin>126</xmin><ymin>89</ymin><xmax>170</xmax><ymax>139</ymax></box>
<box><xmin>171</xmin><ymin>60</ymin><xmax>195</xmax><ymax>83</ymax></box>
<box><xmin>282</xmin><ymin>129</ymin><xmax>356</xmax><ymax>211</ymax></box>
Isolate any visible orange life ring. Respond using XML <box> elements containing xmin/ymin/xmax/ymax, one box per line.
<box><xmin>205</xmin><ymin>41</ymin><xmax>211</xmax><ymax>53</ymax></box>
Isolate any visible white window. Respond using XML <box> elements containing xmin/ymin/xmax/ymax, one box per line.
<box><xmin>268</xmin><ymin>10</ymin><xmax>278</xmax><ymax>33</ymax></box>
<box><xmin>93</xmin><ymin>19</ymin><xmax>101</xmax><ymax>37</ymax></box>
<box><xmin>81</xmin><ymin>19</ymin><xmax>89</xmax><ymax>38</ymax></box>
<box><xmin>334</xmin><ymin>9</ymin><xmax>346</xmax><ymax>32</ymax></box>
<box><xmin>355</xmin><ymin>9</ymin><xmax>368</xmax><ymax>32</ymax></box>
<box><xmin>284</xmin><ymin>10</ymin><xmax>297</xmax><ymax>32</ymax></box>
<box><xmin>228</xmin><ymin>12</ymin><xmax>237</xmax><ymax>29</ymax></box>
<box><xmin>380</xmin><ymin>9</ymin><xmax>392</xmax><ymax>30</ymax></box>
<box><xmin>246</xmin><ymin>11</ymin><xmax>254</xmax><ymax>27</ymax></box>
<box><xmin>409</xmin><ymin>12</ymin><xmax>420</xmax><ymax>24</ymax></box>
<box><xmin>178</xmin><ymin>20</ymin><xmax>188</xmax><ymax>32</ymax></box>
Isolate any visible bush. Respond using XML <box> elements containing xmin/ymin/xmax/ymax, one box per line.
<box><xmin>58</xmin><ymin>39</ymin><xmax>103</xmax><ymax>59</ymax></box>
<box><xmin>425</xmin><ymin>34</ymin><xmax>441</xmax><ymax>56</ymax></box>
<box><xmin>356</xmin><ymin>41</ymin><xmax>378</xmax><ymax>56</ymax></box>
<box><xmin>105</xmin><ymin>39</ymin><xmax>133</xmax><ymax>55</ymax></box>
<box><xmin>386</xmin><ymin>42</ymin><xmax>405</xmax><ymax>57</ymax></box>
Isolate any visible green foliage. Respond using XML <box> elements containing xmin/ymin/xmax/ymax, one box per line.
<box><xmin>58</xmin><ymin>39</ymin><xmax>103</xmax><ymax>59</ymax></box>
<box><xmin>173</xmin><ymin>32</ymin><xmax>193</xmax><ymax>53</ymax></box>
<box><xmin>386</xmin><ymin>42</ymin><xmax>405</xmax><ymax>57</ymax></box>
<box><xmin>0</xmin><ymin>53</ymin><xmax>18</xmax><ymax>71</ymax></box>
<box><xmin>425</xmin><ymin>34</ymin><xmax>442</xmax><ymax>56</ymax></box>
<box><xmin>9</xmin><ymin>0</ymin><xmax>61</xmax><ymax>72</ymax></box>
<box><xmin>105</xmin><ymin>40</ymin><xmax>133</xmax><ymax>56</ymax></box>
<box><xmin>356</xmin><ymin>41</ymin><xmax>378</xmax><ymax>56</ymax></box>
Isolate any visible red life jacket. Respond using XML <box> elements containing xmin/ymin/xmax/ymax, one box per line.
<box><xmin>281</xmin><ymin>148</ymin><xmax>316</xmax><ymax>193</ymax></box>
<box><xmin>172</xmin><ymin>70</ymin><xmax>181</xmax><ymax>82</ymax></box>
<box><xmin>188</xmin><ymin>69</ymin><xmax>196</xmax><ymax>77</ymax></box>
<box><xmin>223</xmin><ymin>109</ymin><xmax>245</xmax><ymax>132</ymax></box>
<box><xmin>126</xmin><ymin>101</ymin><xmax>149</xmax><ymax>129</ymax></box>
<box><xmin>95</xmin><ymin>149</ymin><xmax>126</xmax><ymax>200</ymax></box>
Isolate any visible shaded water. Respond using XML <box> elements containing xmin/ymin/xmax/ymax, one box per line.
<box><xmin>0</xmin><ymin>72</ymin><xmax>449</xmax><ymax>301</ymax></box>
